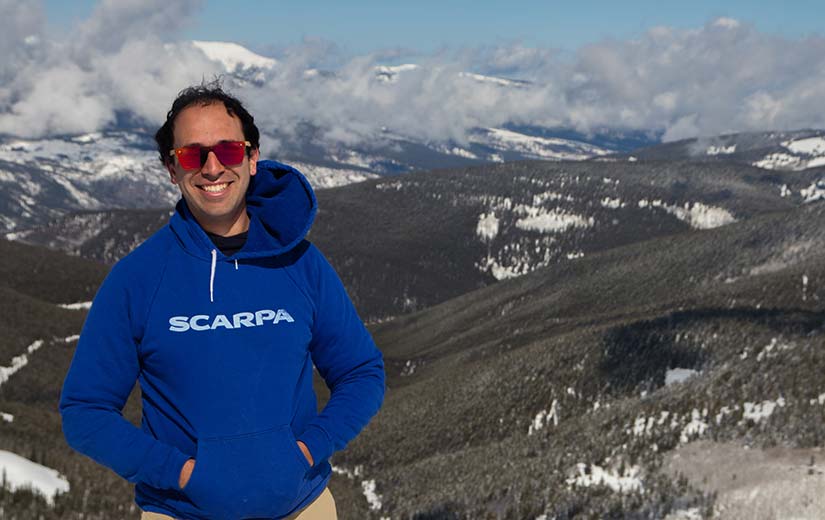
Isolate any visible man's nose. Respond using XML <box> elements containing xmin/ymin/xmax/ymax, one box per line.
<box><xmin>200</xmin><ymin>150</ymin><xmax>224</xmax><ymax>177</ymax></box>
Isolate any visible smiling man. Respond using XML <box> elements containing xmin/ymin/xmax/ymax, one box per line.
<box><xmin>59</xmin><ymin>83</ymin><xmax>385</xmax><ymax>520</ymax></box>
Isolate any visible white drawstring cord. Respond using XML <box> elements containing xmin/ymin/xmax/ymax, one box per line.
<box><xmin>210</xmin><ymin>249</ymin><xmax>217</xmax><ymax>303</ymax></box>
<box><xmin>234</xmin><ymin>259</ymin><xmax>238</xmax><ymax>270</ymax></box>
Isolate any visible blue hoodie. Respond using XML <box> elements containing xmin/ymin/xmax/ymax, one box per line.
<box><xmin>59</xmin><ymin>161</ymin><xmax>385</xmax><ymax>519</ymax></box>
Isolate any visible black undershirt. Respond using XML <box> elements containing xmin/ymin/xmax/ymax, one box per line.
<box><xmin>205</xmin><ymin>231</ymin><xmax>248</xmax><ymax>257</ymax></box>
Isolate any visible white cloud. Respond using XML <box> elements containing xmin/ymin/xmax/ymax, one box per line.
<box><xmin>1</xmin><ymin>8</ymin><xmax>825</xmax><ymax>148</ymax></box>
<box><xmin>0</xmin><ymin>0</ymin><xmax>218</xmax><ymax>137</ymax></box>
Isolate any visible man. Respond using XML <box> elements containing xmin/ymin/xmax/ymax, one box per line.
<box><xmin>59</xmin><ymin>83</ymin><xmax>385</xmax><ymax>520</ymax></box>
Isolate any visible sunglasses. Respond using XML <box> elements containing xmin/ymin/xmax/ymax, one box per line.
<box><xmin>169</xmin><ymin>140</ymin><xmax>251</xmax><ymax>170</ymax></box>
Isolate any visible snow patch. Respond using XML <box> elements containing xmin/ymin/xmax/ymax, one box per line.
<box><xmin>742</xmin><ymin>397</ymin><xmax>785</xmax><ymax>423</ymax></box>
<box><xmin>601</xmin><ymin>197</ymin><xmax>624</xmax><ymax>209</ymax></box>
<box><xmin>444</xmin><ymin>146</ymin><xmax>478</xmax><ymax>159</ymax></box>
<box><xmin>665</xmin><ymin>368</ymin><xmax>699</xmax><ymax>386</ymax></box>
<box><xmin>400</xmin><ymin>360</ymin><xmax>417</xmax><ymax>377</ymax></box>
<box><xmin>476</xmin><ymin>212</ymin><xmax>500</xmax><ymax>241</ymax></box>
<box><xmin>715</xmin><ymin>405</ymin><xmax>737</xmax><ymax>425</ymax></box>
<box><xmin>0</xmin><ymin>450</ymin><xmax>70</xmax><ymax>505</ymax></box>
<box><xmin>0</xmin><ymin>340</ymin><xmax>44</xmax><ymax>389</ymax></box>
<box><xmin>331</xmin><ymin>464</ymin><xmax>363</xmax><ymax>479</ymax></box>
<box><xmin>630</xmin><ymin>412</ymin><xmax>670</xmax><ymax>437</ymax></box>
<box><xmin>567</xmin><ymin>463</ymin><xmax>643</xmax><ymax>493</ymax></box>
<box><xmin>58</xmin><ymin>301</ymin><xmax>92</xmax><ymax>310</ymax></box>
<box><xmin>783</xmin><ymin>136</ymin><xmax>825</xmax><ymax>156</ymax></box>
<box><xmin>663</xmin><ymin>202</ymin><xmax>735</xmax><ymax>229</ymax></box>
<box><xmin>754</xmin><ymin>152</ymin><xmax>811</xmax><ymax>171</ymax></box>
<box><xmin>680</xmin><ymin>408</ymin><xmax>709</xmax><ymax>443</ymax></box>
<box><xmin>515</xmin><ymin>209</ymin><xmax>594</xmax><ymax>233</ymax></box>
<box><xmin>756</xmin><ymin>337</ymin><xmax>793</xmax><ymax>361</ymax></box>
<box><xmin>707</xmin><ymin>145</ymin><xmax>736</xmax><ymax>155</ymax></box>
<box><xmin>528</xmin><ymin>399</ymin><xmax>559</xmax><ymax>435</ymax></box>
<box><xmin>665</xmin><ymin>507</ymin><xmax>703</xmax><ymax>520</ymax></box>
<box><xmin>361</xmin><ymin>479</ymin><xmax>383</xmax><ymax>511</ymax></box>
<box><xmin>800</xmin><ymin>180</ymin><xmax>825</xmax><ymax>203</ymax></box>
<box><xmin>533</xmin><ymin>191</ymin><xmax>572</xmax><ymax>205</ymax></box>
<box><xmin>638</xmin><ymin>199</ymin><xmax>663</xmax><ymax>208</ymax></box>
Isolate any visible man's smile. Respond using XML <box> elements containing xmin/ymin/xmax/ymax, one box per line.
<box><xmin>198</xmin><ymin>182</ymin><xmax>232</xmax><ymax>194</ymax></box>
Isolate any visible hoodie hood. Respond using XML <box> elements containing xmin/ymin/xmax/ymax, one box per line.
<box><xmin>169</xmin><ymin>160</ymin><xmax>317</xmax><ymax>260</ymax></box>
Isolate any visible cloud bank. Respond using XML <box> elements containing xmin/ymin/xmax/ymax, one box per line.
<box><xmin>3</xmin><ymin>2</ymin><xmax>825</xmax><ymax>146</ymax></box>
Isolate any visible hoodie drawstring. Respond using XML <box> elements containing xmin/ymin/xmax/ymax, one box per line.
<box><xmin>234</xmin><ymin>259</ymin><xmax>238</xmax><ymax>270</ymax></box>
<box><xmin>209</xmin><ymin>249</ymin><xmax>217</xmax><ymax>303</ymax></box>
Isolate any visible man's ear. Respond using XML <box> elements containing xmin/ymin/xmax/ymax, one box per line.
<box><xmin>166</xmin><ymin>161</ymin><xmax>178</xmax><ymax>185</ymax></box>
<box><xmin>249</xmin><ymin>148</ymin><xmax>260</xmax><ymax>176</ymax></box>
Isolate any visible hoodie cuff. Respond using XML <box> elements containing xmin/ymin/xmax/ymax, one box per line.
<box><xmin>298</xmin><ymin>425</ymin><xmax>333</xmax><ymax>466</ymax></box>
<box><xmin>161</xmin><ymin>448</ymin><xmax>192</xmax><ymax>490</ymax></box>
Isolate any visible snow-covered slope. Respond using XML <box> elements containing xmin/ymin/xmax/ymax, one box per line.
<box><xmin>192</xmin><ymin>40</ymin><xmax>277</xmax><ymax>71</ymax></box>
<box><xmin>613</xmin><ymin>129</ymin><xmax>825</xmax><ymax>172</ymax></box>
<box><xmin>0</xmin><ymin>132</ymin><xmax>380</xmax><ymax>232</ymax></box>
<box><xmin>470</xmin><ymin>127</ymin><xmax>611</xmax><ymax>161</ymax></box>
<box><xmin>0</xmin><ymin>123</ymin><xmax>621</xmax><ymax>233</ymax></box>
<box><xmin>0</xmin><ymin>133</ymin><xmax>176</xmax><ymax>232</ymax></box>
<box><xmin>0</xmin><ymin>450</ymin><xmax>70</xmax><ymax>505</ymax></box>
<box><xmin>753</xmin><ymin>135</ymin><xmax>825</xmax><ymax>170</ymax></box>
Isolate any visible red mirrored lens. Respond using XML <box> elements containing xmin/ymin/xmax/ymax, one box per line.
<box><xmin>213</xmin><ymin>141</ymin><xmax>246</xmax><ymax>166</ymax></box>
<box><xmin>175</xmin><ymin>147</ymin><xmax>202</xmax><ymax>170</ymax></box>
<box><xmin>175</xmin><ymin>141</ymin><xmax>247</xmax><ymax>170</ymax></box>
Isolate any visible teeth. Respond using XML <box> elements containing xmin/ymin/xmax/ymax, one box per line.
<box><xmin>201</xmin><ymin>183</ymin><xmax>228</xmax><ymax>193</ymax></box>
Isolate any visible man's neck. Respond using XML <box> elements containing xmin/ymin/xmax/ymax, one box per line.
<box><xmin>194</xmin><ymin>209</ymin><xmax>251</xmax><ymax>237</ymax></box>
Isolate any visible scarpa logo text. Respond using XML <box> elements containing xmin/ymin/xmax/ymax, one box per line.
<box><xmin>169</xmin><ymin>309</ymin><xmax>295</xmax><ymax>332</ymax></box>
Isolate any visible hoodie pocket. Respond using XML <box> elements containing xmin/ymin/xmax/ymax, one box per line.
<box><xmin>183</xmin><ymin>425</ymin><xmax>310</xmax><ymax>519</ymax></box>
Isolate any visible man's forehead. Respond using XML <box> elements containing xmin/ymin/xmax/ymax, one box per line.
<box><xmin>172</xmin><ymin>102</ymin><xmax>244</xmax><ymax>143</ymax></box>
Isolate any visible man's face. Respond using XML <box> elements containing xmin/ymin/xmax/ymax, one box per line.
<box><xmin>166</xmin><ymin>102</ymin><xmax>259</xmax><ymax>236</ymax></box>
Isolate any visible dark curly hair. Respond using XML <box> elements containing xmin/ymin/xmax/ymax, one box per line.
<box><xmin>154</xmin><ymin>80</ymin><xmax>260</xmax><ymax>166</ymax></box>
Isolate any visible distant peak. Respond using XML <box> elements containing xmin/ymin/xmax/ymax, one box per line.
<box><xmin>191</xmin><ymin>40</ymin><xmax>277</xmax><ymax>71</ymax></box>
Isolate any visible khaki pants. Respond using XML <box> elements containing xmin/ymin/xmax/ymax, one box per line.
<box><xmin>140</xmin><ymin>487</ymin><xmax>337</xmax><ymax>520</ymax></box>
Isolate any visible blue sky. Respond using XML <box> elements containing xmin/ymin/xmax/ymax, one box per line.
<box><xmin>44</xmin><ymin>0</ymin><xmax>824</xmax><ymax>53</ymax></box>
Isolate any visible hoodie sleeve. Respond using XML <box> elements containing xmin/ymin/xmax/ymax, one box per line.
<box><xmin>295</xmin><ymin>244</ymin><xmax>385</xmax><ymax>465</ymax></box>
<box><xmin>59</xmin><ymin>261</ymin><xmax>190</xmax><ymax>490</ymax></box>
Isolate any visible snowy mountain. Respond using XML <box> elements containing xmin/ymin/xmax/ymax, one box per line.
<box><xmin>356</xmin><ymin>198</ymin><xmax>825</xmax><ymax>518</ymax></box>
<box><xmin>3</xmin><ymin>175</ymin><xmax>825</xmax><ymax>518</ymax></box>
<box><xmin>191</xmin><ymin>40</ymin><xmax>277</xmax><ymax>72</ymax></box>
<box><xmin>609</xmin><ymin>129</ymin><xmax>825</xmax><ymax>172</ymax></box>
<box><xmin>13</xmin><ymin>159</ymin><xmax>822</xmax><ymax>322</ymax></box>
<box><xmin>0</xmin><ymin>126</ymin><xmax>620</xmax><ymax>233</ymax></box>
<box><xmin>0</xmin><ymin>131</ymin><xmax>383</xmax><ymax>233</ymax></box>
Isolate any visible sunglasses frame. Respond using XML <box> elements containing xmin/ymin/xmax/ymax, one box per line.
<box><xmin>169</xmin><ymin>140</ymin><xmax>252</xmax><ymax>170</ymax></box>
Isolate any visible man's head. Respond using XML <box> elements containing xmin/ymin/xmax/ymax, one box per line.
<box><xmin>155</xmin><ymin>83</ymin><xmax>261</xmax><ymax>236</ymax></box>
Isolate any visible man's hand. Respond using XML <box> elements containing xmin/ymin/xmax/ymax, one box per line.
<box><xmin>297</xmin><ymin>440</ymin><xmax>314</xmax><ymax>466</ymax></box>
<box><xmin>179</xmin><ymin>458</ymin><xmax>195</xmax><ymax>489</ymax></box>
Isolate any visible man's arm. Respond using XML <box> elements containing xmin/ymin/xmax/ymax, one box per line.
<box><xmin>293</xmin><ymin>244</ymin><xmax>385</xmax><ymax>465</ymax></box>
<box><xmin>59</xmin><ymin>264</ymin><xmax>190</xmax><ymax>490</ymax></box>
